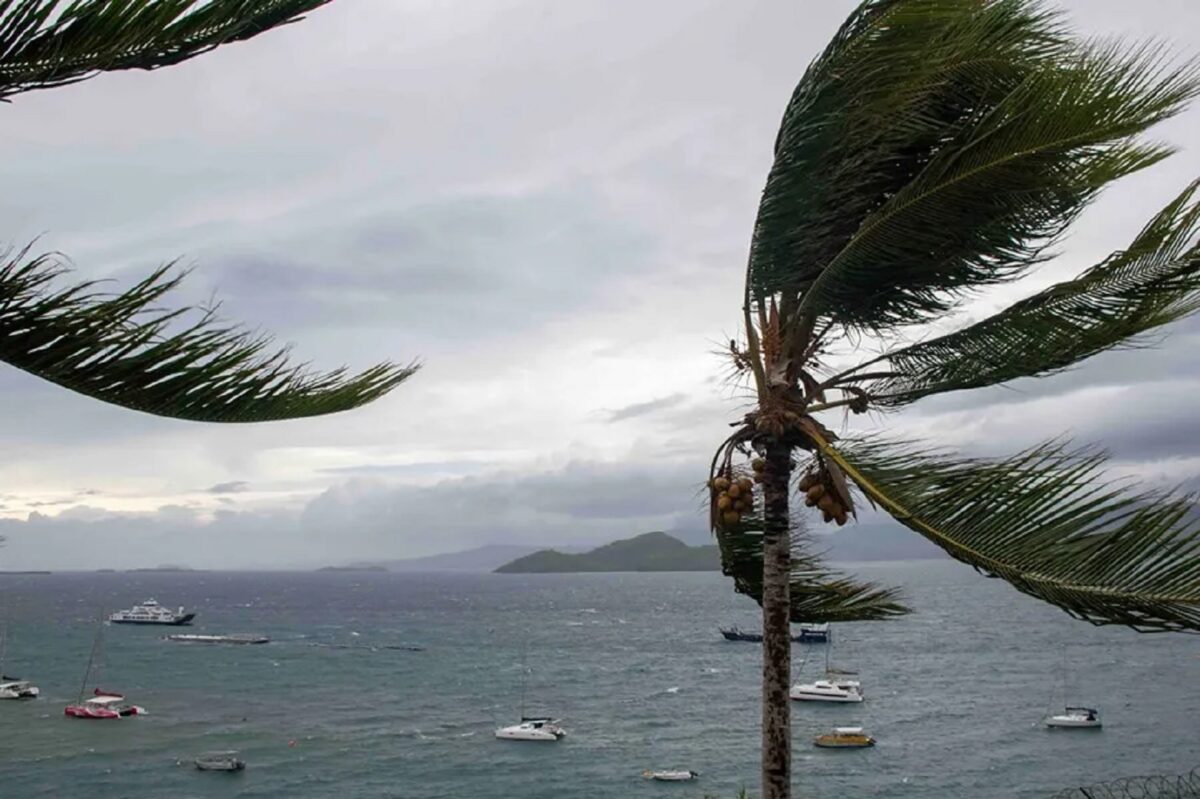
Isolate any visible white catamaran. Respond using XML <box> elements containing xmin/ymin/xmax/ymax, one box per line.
<box><xmin>790</xmin><ymin>631</ymin><xmax>863</xmax><ymax>703</ymax></box>
<box><xmin>495</xmin><ymin>644</ymin><xmax>566</xmax><ymax>742</ymax></box>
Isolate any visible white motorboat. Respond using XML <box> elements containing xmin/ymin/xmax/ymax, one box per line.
<box><xmin>195</xmin><ymin>751</ymin><xmax>246</xmax><ymax>771</ymax></box>
<box><xmin>1045</xmin><ymin>706</ymin><xmax>1102</xmax><ymax>729</ymax></box>
<box><xmin>790</xmin><ymin>678</ymin><xmax>864</xmax><ymax>703</ymax></box>
<box><xmin>0</xmin><ymin>679</ymin><xmax>39</xmax><ymax>699</ymax></box>
<box><xmin>495</xmin><ymin>717</ymin><xmax>566</xmax><ymax>741</ymax></box>
<box><xmin>109</xmin><ymin>599</ymin><xmax>195</xmax><ymax>626</ymax></box>
<box><xmin>643</xmin><ymin>770</ymin><xmax>698</xmax><ymax>782</ymax></box>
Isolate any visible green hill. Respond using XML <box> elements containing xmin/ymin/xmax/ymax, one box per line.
<box><xmin>494</xmin><ymin>532</ymin><xmax>720</xmax><ymax>573</ymax></box>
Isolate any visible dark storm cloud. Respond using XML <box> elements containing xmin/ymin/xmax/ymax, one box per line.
<box><xmin>189</xmin><ymin>186</ymin><xmax>657</xmax><ymax>344</ymax></box>
<box><xmin>607</xmin><ymin>393</ymin><xmax>688</xmax><ymax>423</ymax></box>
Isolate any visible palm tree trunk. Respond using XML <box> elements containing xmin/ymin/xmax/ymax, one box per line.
<box><xmin>761</xmin><ymin>438</ymin><xmax>793</xmax><ymax>799</ymax></box>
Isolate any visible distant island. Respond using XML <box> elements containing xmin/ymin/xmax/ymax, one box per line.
<box><xmin>494</xmin><ymin>532</ymin><xmax>720</xmax><ymax>573</ymax></box>
<box><xmin>317</xmin><ymin>565</ymin><xmax>388</xmax><ymax>572</ymax></box>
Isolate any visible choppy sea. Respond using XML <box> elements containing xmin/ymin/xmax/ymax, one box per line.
<box><xmin>0</xmin><ymin>561</ymin><xmax>1197</xmax><ymax>799</ymax></box>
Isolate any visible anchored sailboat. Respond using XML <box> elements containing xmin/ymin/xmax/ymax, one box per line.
<box><xmin>495</xmin><ymin>641</ymin><xmax>565</xmax><ymax>742</ymax></box>
<box><xmin>790</xmin><ymin>634</ymin><xmax>862</xmax><ymax>703</ymax></box>
<box><xmin>1043</xmin><ymin>647</ymin><xmax>1101</xmax><ymax>729</ymax></box>
<box><xmin>64</xmin><ymin>616</ymin><xmax>145</xmax><ymax>719</ymax></box>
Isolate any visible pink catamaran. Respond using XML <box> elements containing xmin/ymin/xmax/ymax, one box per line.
<box><xmin>64</xmin><ymin>619</ymin><xmax>145</xmax><ymax>720</ymax></box>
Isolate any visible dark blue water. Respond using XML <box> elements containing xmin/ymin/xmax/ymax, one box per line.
<box><xmin>0</xmin><ymin>562</ymin><xmax>1197</xmax><ymax>799</ymax></box>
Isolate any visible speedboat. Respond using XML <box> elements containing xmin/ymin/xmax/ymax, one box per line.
<box><xmin>109</xmin><ymin>599</ymin><xmax>195</xmax><ymax>626</ymax></box>
<box><xmin>814</xmin><ymin>727</ymin><xmax>875</xmax><ymax>749</ymax></box>
<box><xmin>1045</xmin><ymin>706</ymin><xmax>1102</xmax><ymax>729</ymax></box>
<box><xmin>495</xmin><ymin>717</ymin><xmax>566</xmax><ymax>741</ymax></box>
<box><xmin>0</xmin><ymin>678</ymin><xmax>39</xmax><ymax>699</ymax></box>
<box><xmin>643</xmin><ymin>770</ymin><xmax>698</xmax><ymax>782</ymax></box>
<box><xmin>195</xmin><ymin>751</ymin><xmax>246</xmax><ymax>771</ymax></box>
<box><xmin>790</xmin><ymin>678</ymin><xmax>863</xmax><ymax>703</ymax></box>
<box><xmin>64</xmin><ymin>692</ymin><xmax>146</xmax><ymax>719</ymax></box>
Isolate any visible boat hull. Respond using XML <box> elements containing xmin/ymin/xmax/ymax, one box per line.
<box><xmin>1045</xmin><ymin>716</ymin><xmax>1102</xmax><ymax>729</ymax></box>
<box><xmin>644</xmin><ymin>771</ymin><xmax>698</xmax><ymax>782</ymax></box>
<box><xmin>791</xmin><ymin>691</ymin><xmax>863</xmax><ymax>703</ymax></box>
<box><xmin>495</xmin><ymin>722</ymin><xmax>566</xmax><ymax>741</ymax></box>
<box><xmin>166</xmin><ymin>634</ymin><xmax>268</xmax><ymax>644</ymax></box>
<box><xmin>721</xmin><ymin>628</ymin><xmax>827</xmax><ymax>643</ymax></box>
<box><xmin>64</xmin><ymin>703</ymin><xmax>144</xmax><ymax>719</ymax></box>
<box><xmin>111</xmin><ymin>613</ymin><xmax>195</xmax><ymax>626</ymax></box>
<box><xmin>814</xmin><ymin>738</ymin><xmax>875</xmax><ymax>749</ymax></box>
<box><xmin>0</xmin><ymin>684</ymin><xmax>39</xmax><ymax>700</ymax></box>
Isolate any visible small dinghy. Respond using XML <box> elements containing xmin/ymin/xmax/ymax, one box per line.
<box><xmin>194</xmin><ymin>751</ymin><xmax>246</xmax><ymax>771</ymax></box>
<box><xmin>1045</xmin><ymin>706</ymin><xmax>1102</xmax><ymax>729</ymax></box>
<box><xmin>643</xmin><ymin>769</ymin><xmax>698</xmax><ymax>782</ymax></box>
<box><xmin>814</xmin><ymin>727</ymin><xmax>875</xmax><ymax>749</ymax></box>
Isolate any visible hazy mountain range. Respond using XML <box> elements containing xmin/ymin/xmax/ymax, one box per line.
<box><xmin>335</xmin><ymin>521</ymin><xmax>943</xmax><ymax>573</ymax></box>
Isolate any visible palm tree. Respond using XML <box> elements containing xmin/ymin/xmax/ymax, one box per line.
<box><xmin>1</xmin><ymin>1</ymin><xmax>416</xmax><ymax>422</ymax></box>
<box><xmin>706</xmin><ymin>3</ymin><xmax>1200</xmax><ymax>798</ymax></box>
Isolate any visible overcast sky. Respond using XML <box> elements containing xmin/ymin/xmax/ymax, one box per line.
<box><xmin>1</xmin><ymin>0</ymin><xmax>1198</xmax><ymax>570</ymax></box>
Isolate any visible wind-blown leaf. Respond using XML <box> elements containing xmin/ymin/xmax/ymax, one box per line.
<box><xmin>0</xmin><ymin>0</ymin><xmax>332</xmax><ymax>99</ymax></box>
<box><xmin>749</xmin><ymin>0</ymin><xmax>1198</xmax><ymax>333</ymax></box>
<box><xmin>861</xmin><ymin>180</ymin><xmax>1200</xmax><ymax>405</ymax></box>
<box><xmin>815</xmin><ymin>435</ymin><xmax>1200</xmax><ymax>632</ymax></box>
<box><xmin>0</xmin><ymin>250</ymin><xmax>417</xmax><ymax>422</ymax></box>
<box><xmin>715</xmin><ymin>521</ymin><xmax>908</xmax><ymax>623</ymax></box>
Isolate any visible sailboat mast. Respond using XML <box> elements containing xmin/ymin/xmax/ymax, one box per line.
<box><xmin>0</xmin><ymin>592</ymin><xmax>7</xmax><ymax>676</ymax></box>
<box><xmin>519</xmin><ymin>636</ymin><xmax>529</xmax><ymax>719</ymax></box>
<box><xmin>78</xmin><ymin>616</ymin><xmax>104</xmax><ymax>704</ymax></box>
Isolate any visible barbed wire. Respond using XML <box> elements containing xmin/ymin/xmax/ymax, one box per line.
<box><xmin>1049</xmin><ymin>766</ymin><xmax>1200</xmax><ymax>799</ymax></box>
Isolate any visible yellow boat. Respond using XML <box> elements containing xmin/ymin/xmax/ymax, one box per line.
<box><xmin>813</xmin><ymin>726</ymin><xmax>875</xmax><ymax>749</ymax></box>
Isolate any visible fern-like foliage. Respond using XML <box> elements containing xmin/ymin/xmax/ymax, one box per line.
<box><xmin>0</xmin><ymin>1</ymin><xmax>416</xmax><ymax>421</ymax></box>
<box><xmin>749</xmin><ymin>0</ymin><xmax>1197</xmax><ymax>334</ymax></box>
<box><xmin>715</xmin><ymin>519</ymin><xmax>908</xmax><ymax>623</ymax></box>
<box><xmin>0</xmin><ymin>251</ymin><xmax>417</xmax><ymax>421</ymax></box>
<box><xmin>861</xmin><ymin>180</ymin><xmax>1200</xmax><ymax>405</ymax></box>
<box><xmin>818</xmin><ymin>435</ymin><xmax>1200</xmax><ymax>632</ymax></box>
<box><xmin>0</xmin><ymin>0</ymin><xmax>332</xmax><ymax>99</ymax></box>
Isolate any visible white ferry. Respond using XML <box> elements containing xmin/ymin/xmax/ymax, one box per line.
<box><xmin>109</xmin><ymin>599</ymin><xmax>195</xmax><ymax>626</ymax></box>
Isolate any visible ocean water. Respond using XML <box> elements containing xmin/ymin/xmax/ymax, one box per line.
<box><xmin>0</xmin><ymin>562</ymin><xmax>1197</xmax><ymax>799</ymax></box>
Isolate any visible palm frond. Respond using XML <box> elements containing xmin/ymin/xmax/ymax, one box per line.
<box><xmin>749</xmin><ymin>0</ymin><xmax>1198</xmax><ymax>333</ymax></box>
<box><xmin>0</xmin><ymin>249</ymin><xmax>417</xmax><ymax>422</ymax></box>
<box><xmin>715</xmin><ymin>522</ymin><xmax>909</xmax><ymax>623</ymax></box>
<box><xmin>861</xmin><ymin>181</ymin><xmax>1200</xmax><ymax>405</ymax></box>
<box><xmin>0</xmin><ymin>0</ymin><xmax>332</xmax><ymax>99</ymax></box>
<box><xmin>814</xmin><ymin>434</ymin><xmax>1200</xmax><ymax>632</ymax></box>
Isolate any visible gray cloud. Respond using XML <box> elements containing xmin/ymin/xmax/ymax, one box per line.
<box><xmin>607</xmin><ymin>393</ymin><xmax>688</xmax><ymax>423</ymax></box>
<box><xmin>205</xmin><ymin>481</ymin><xmax>250</xmax><ymax>495</ymax></box>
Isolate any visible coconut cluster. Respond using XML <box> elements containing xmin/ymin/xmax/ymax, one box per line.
<box><xmin>799</xmin><ymin>470</ymin><xmax>848</xmax><ymax>526</ymax></box>
<box><xmin>711</xmin><ymin>474</ymin><xmax>755</xmax><ymax>528</ymax></box>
